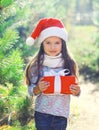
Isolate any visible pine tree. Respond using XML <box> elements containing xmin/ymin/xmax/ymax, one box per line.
<box><xmin>0</xmin><ymin>0</ymin><xmax>24</xmax><ymax>86</ymax></box>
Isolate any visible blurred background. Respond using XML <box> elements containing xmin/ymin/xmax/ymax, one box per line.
<box><xmin>0</xmin><ymin>0</ymin><xmax>99</xmax><ymax>129</ymax></box>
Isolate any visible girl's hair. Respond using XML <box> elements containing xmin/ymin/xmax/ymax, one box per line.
<box><xmin>25</xmin><ymin>40</ymin><xmax>78</xmax><ymax>85</ymax></box>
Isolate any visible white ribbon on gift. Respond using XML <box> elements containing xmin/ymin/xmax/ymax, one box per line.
<box><xmin>44</xmin><ymin>69</ymin><xmax>70</xmax><ymax>94</ymax></box>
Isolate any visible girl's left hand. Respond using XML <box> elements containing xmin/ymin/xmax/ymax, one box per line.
<box><xmin>70</xmin><ymin>84</ymin><xmax>80</xmax><ymax>96</ymax></box>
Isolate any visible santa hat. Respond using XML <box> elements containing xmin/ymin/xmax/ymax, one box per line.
<box><xmin>26</xmin><ymin>18</ymin><xmax>67</xmax><ymax>46</ymax></box>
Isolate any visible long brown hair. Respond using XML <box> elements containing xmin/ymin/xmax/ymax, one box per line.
<box><xmin>25</xmin><ymin>40</ymin><xmax>78</xmax><ymax>85</ymax></box>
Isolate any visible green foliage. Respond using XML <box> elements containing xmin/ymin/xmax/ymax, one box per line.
<box><xmin>0</xmin><ymin>0</ymin><xmax>24</xmax><ymax>86</ymax></box>
<box><xmin>0</xmin><ymin>0</ymin><xmax>33</xmax><ymax>128</ymax></box>
<box><xmin>0</xmin><ymin>121</ymin><xmax>36</xmax><ymax>130</ymax></box>
<box><xmin>0</xmin><ymin>84</ymin><xmax>34</xmax><ymax>126</ymax></box>
<box><xmin>0</xmin><ymin>98</ymin><xmax>6</xmax><ymax>114</ymax></box>
<box><xmin>0</xmin><ymin>49</ymin><xmax>24</xmax><ymax>86</ymax></box>
<box><xmin>0</xmin><ymin>0</ymin><xmax>14</xmax><ymax>7</ymax></box>
<box><xmin>0</xmin><ymin>29</ymin><xmax>19</xmax><ymax>54</ymax></box>
<box><xmin>17</xmin><ymin>96</ymin><xmax>33</xmax><ymax>125</ymax></box>
<box><xmin>69</xmin><ymin>25</ymin><xmax>99</xmax><ymax>78</ymax></box>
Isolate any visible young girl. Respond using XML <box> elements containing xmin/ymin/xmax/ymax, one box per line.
<box><xmin>25</xmin><ymin>18</ymin><xmax>80</xmax><ymax>130</ymax></box>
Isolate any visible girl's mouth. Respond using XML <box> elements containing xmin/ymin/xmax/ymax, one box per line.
<box><xmin>49</xmin><ymin>51</ymin><xmax>56</xmax><ymax>53</ymax></box>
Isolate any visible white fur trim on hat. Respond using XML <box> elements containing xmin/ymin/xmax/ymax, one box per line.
<box><xmin>38</xmin><ymin>27</ymin><xmax>67</xmax><ymax>43</ymax></box>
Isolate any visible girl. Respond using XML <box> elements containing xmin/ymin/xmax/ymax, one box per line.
<box><xmin>25</xmin><ymin>18</ymin><xmax>80</xmax><ymax>130</ymax></box>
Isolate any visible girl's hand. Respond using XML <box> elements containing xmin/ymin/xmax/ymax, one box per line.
<box><xmin>37</xmin><ymin>78</ymin><xmax>50</xmax><ymax>92</ymax></box>
<box><xmin>70</xmin><ymin>84</ymin><xmax>80</xmax><ymax>96</ymax></box>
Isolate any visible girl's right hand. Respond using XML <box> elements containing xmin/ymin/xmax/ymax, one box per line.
<box><xmin>37</xmin><ymin>78</ymin><xmax>50</xmax><ymax>92</ymax></box>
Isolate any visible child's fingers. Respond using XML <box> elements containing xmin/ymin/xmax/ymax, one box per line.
<box><xmin>38</xmin><ymin>78</ymin><xmax>50</xmax><ymax>91</ymax></box>
<box><xmin>70</xmin><ymin>84</ymin><xmax>80</xmax><ymax>95</ymax></box>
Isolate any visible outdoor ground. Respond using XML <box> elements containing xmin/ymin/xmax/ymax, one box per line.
<box><xmin>67</xmin><ymin>76</ymin><xmax>99</xmax><ymax>130</ymax></box>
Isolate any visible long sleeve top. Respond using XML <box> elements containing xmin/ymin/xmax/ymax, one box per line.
<box><xmin>28</xmin><ymin>66</ymin><xmax>70</xmax><ymax>118</ymax></box>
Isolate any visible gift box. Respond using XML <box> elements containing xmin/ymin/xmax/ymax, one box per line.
<box><xmin>43</xmin><ymin>75</ymin><xmax>77</xmax><ymax>95</ymax></box>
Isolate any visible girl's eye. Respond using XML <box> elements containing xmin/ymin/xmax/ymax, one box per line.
<box><xmin>55</xmin><ymin>42</ymin><xmax>61</xmax><ymax>44</ymax></box>
<box><xmin>46</xmin><ymin>42</ymin><xmax>50</xmax><ymax>44</ymax></box>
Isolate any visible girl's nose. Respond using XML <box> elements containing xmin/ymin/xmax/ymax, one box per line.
<box><xmin>50</xmin><ymin>45</ymin><xmax>56</xmax><ymax>49</ymax></box>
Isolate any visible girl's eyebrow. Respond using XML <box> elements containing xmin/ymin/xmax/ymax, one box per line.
<box><xmin>45</xmin><ymin>40</ymin><xmax>50</xmax><ymax>42</ymax></box>
<box><xmin>44</xmin><ymin>40</ymin><xmax>49</xmax><ymax>42</ymax></box>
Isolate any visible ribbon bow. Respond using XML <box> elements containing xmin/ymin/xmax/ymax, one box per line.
<box><xmin>44</xmin><ymin>69</ymin><xmax>70</xmax><ymax>76</ymax></box>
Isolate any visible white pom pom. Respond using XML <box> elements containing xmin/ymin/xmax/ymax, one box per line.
<box><xmin>26</xmin><ymin>37</ymin><xmax>34</xmax><ymax>46</ymax></box>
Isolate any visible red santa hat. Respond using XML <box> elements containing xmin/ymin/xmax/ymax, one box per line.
<box><xmin>26</xmin><ymin>18</ymin><xmax>67</xmax><ymax>46</ymax></box>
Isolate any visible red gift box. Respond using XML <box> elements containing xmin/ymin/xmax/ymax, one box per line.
<box><xmin>43</xmin><ymin>76</ymin><xmax>77</xmax><ymax>94</ymax></box>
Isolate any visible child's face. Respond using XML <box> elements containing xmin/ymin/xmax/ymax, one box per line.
<box><xmin>43</xmin><ymin>36</ymin><xmax>62</xmax><ymax>56</ymax></box>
